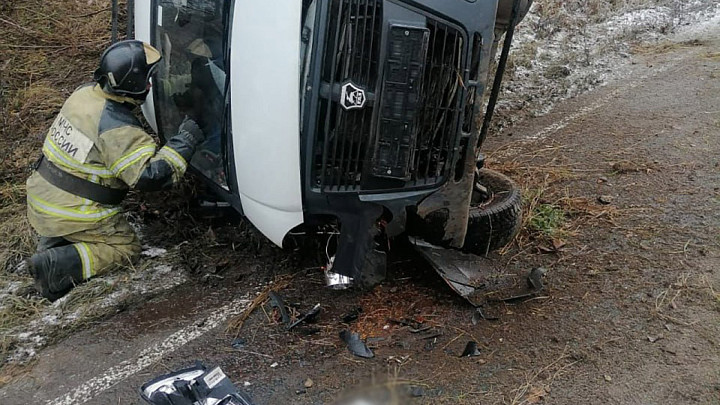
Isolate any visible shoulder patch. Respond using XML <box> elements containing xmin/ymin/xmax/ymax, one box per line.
<box><xmin>47</xmin><ymin>113</ymin><xmax>95</xmax><ymax>163</ymax></box>
<box><xmin>98</xmin><ymin>101</ymin><xmax>142</xmax><ymax>136</ymax></box>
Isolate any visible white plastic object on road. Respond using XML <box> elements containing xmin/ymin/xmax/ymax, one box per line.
<box><xmin>325</xmin><ymin>255</ymin><xmax>353</xmax><ymax>290</ymax></box>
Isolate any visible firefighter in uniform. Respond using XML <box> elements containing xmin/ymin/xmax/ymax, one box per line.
<box><xmin>26</xmin><ymin>40</ymin><xmax>205</xmax><ymax>301</ymax></box>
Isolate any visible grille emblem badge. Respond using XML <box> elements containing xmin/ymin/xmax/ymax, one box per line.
<box><xmin>340</xmin><ymin>81</ymin><xmax>367</xmax><ymax>111</ymax></box>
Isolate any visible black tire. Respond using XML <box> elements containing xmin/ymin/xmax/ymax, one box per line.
<box><xmin>463</xmin><ymin>169</ymin><xmax>522</xmax><ymax>255</ymax></box>
<box><xmin>406</xmin><ymin>169</ymin><xmax>522</xmax><ymax>254</ymax></box>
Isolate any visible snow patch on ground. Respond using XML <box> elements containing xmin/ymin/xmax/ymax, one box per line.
<box><xmin>676</xmin><ymin>2</ymin><xmax>720</xmax><ymax>39</ymax></box>
<box><xmin>2</xmin><ymin>243</ymin><xmax>190</xmax><ymax>364</ymax></box>
<box><xmin>141</xmin><ymin>247</ymin><xmax>168</xmax><ymax>258</ymax></box>
<box><xmin>5</xmin><ymin>281</ymin><xmax>23</xmax><ymax>295</ymax></box>
<box><xmin>493</xmin><ymin>0</ymin><xmax>720</xmax><ymax>132</ymax></box>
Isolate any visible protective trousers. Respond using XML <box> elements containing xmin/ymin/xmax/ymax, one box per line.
<box><xmin>35</xmin><ymin>215</ymin><xmax>140</xmax><ymax>280</ymax></box>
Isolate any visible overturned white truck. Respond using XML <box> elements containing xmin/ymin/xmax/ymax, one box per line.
<box><xmin>132</xmin><ymin>0</ymin><xmax>532</xmax><ymax>299</ymax></box>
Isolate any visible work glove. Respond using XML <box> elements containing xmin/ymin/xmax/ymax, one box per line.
<box><xmin>178</xmin><ymin>116</ymin><xmax>205</xmax><ymax>145</ymax></box>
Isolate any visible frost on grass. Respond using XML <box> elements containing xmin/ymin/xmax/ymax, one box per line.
<box><xmin>491</xmin><ymin>0</ymin><xmax>720</xmax><ymax>132</ymax></box>
<box><xmin>141</xmin><ymin>247</ymin><xmax>168</xmax><ymax>259</ymax></box>
<box><xmin>0</xmin><ymin>243</ymin><xmax>189</xmax><ymax>365</ymax></box>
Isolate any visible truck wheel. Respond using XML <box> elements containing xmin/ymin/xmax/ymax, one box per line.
<box><xmin>463</xmin><ymin>169</ymin><xmax>522</xmax><ymax>255</ymax></box>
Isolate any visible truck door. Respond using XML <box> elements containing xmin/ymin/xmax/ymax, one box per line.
<box><xmin>152</xmin><ymin>0</ymin><xmax>230</xmax><ymax>190</ymax></box>
<box><xmin>137</xmin><ymin>0</ymin><xmax>305</xmax><ymax>247</ymax></box>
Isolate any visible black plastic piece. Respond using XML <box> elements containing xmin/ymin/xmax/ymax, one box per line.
<box><xmin>461</xmin><ymin>341</ymin><xmax>481</xmax><ymax>357</ymax></box>
<box><xmin>372</xmin><ymin>25</ymin><xmax>429</xmax><ymax>180</ymax></box>
<box><xmin>339</xmin><ymin>330</ymin><xmax>374</xmax><ymax>358</ymax></box>
<box><xmin>268</xmin><ymin>292</ymin><xmax>291</xmax><ymax>325</ymax></box>
<box><xmin>287</xmin><ymin>304</ymin><xmax>321</xmax><ymax>330</ymax></box>
<box><xmin>331</xmin><ymin>202</ymin><xmax>383</xmax><ymax>279</ymax></box>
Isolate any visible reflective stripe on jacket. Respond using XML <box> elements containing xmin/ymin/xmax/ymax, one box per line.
<box><xmin>27</xmin><ymin>84</ymin><xmax>189</xmax><ymax>236</ymax></box>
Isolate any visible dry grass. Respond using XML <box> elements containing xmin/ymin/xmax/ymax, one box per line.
<box><xmin>0</xmin><ymin>183</ymin><xmax>35</xmax><ymax>272</ymax></box>
<box><xmin>0</xmin><ymin>295</ymin><xmax>44</xmax><ymax>333</ymax></box>
<box><xmin>225</xmin><ymin>275</ymin><xmax>293</xmax><ymax>337</ymax></box>
<box><xmin>652</xmin><ymin>273</ymin><xmax>720</xmax><ymax>326</ymax></box>
<box><xmin>487</xmin><ymin>142</ymin><xmax>618</xmax><ymax>255</ymax></box>
<box><xmin>530</xmin><ymin>0</ymin><xmax>678</xmax><ymax>40</ymax></box>
<box><xmin>702</xmin><ymin>51</ymin><xmax>720</xmax><ymax>60</ymax></box>
<box><xmin>509</xmin><ymin>347</ymin><xmax>578</xmax><ymax>405</ymax></box>
<box><xmin>1</xmin><ymin>0</ymin><xmax>128</xmax><ymax>181</ymax></box>
<box><xmin>0</xmin><ymin>0</ymin><xmax>128</xmax><ymax>369</ymax></box>
<box><xmin>0</xmin><ymin>2</ymin><xmax>121</xmax><ymax>255</ymax></box>
<box><xmin>631</xmin><ymin>39</ymin><xmax>707</xmax><ymax>55</ymax></box>
<box><xmin>0</xmin><ymin>360</ymin><xmax>33</xmax><ymax>386</ymax></box>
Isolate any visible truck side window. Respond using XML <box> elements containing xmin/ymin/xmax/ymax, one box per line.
<box><xmin>154</xmin><ymin>0</ymin><xmax>229</xmax><ymax>189</ymax></box>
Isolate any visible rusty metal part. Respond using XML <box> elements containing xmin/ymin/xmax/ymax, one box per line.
<box><xmin>414</xmin><ymin>143</ymin><xmax>478</xmax><ymax>249</ymax></box>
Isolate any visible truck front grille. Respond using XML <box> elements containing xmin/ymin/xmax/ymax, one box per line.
<box><xmin>313</xmin><ymin>1</ymin><xmax>466</xmax><ymax>192</ymax></box>
<box><xmin>409</xmin><ymin>20</ymin><xmax>464</xmax><ymax>186</ymax></box>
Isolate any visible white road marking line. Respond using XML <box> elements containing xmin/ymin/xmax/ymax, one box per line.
<box><xmin>528</xmin><ymin>87</ymin><xmax>625</xmax><ymax>140</ymax></box>
<box><xmin>47</xmin><ymin>297</ymin><xmax>251</xmax><ymax>405</ymax></box>
<box><xmin>527</xmin><ymin>63</ymin><xmax>675</xmax><ymax>141</ymax></box>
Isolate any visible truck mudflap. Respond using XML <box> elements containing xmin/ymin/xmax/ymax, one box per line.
<box><xmin>410</xmin><ymin>238</ymin><xmax>545</xmax><ymax>307</ymax></box>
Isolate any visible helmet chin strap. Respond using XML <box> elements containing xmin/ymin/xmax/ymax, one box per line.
<box><xmin>99</xmin><ymin>82</ymin><xmax>148</xmax><ymax>105</ymax></box>
<box><xmin>129</xmin><ymin>90</ymin><xmax>150</xmax><ymax>102</ymax></box>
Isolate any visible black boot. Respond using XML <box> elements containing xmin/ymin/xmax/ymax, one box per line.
<box><xmin>26</xmin><ymin>245</ymin><xmax>84</xmax><ymax>301</ymax></box>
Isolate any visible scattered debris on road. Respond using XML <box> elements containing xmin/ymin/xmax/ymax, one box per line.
<box><xmin>140</xmin><ymin>363</ymin><xmax>255</xmax><ymax>405</ymax></box>
<box><xmin>231</xmin><ymin>338</ymin><xmax>247</xmax><ymax>350</ymax></box>
<box><xmin>597</xmin><ymin>195</ymin><xmax>615</xmax><ymax>205</ymax></box>
<box><xmin>340</xmin><ymin>307</ymin><xmax>362</xmax><ymax>324</ymax></box>
<box><xmin>225</xmin><ymin>276</ymin><xmax>293</xmax><ymax>336</ymax></box>
<box><xmin>268</xmin><ymin>292</ymin><xmax>291</xmax><ymax>325</ymax></box>
<box><xmin>527</xmin><ymin>267</ymin><xmax>547</xmax><ymax>291</ymax></box>
<box><xmin>460</xmin><ymin>341</ymin><xmax>482</xmax><ymax>357</ymax></box>
<box><xmin>472</xmin><ymin>306</ymin><xmax>500</xmax><ymax>324</ymax></box>
<box><xmin>647</xmin><ymin>335</ymin><xmax>664</xmax><ymax>343</ymax></box>
<box><xmin>339</xmin><ymin>330</ymin><xmax>375</xmax><ymax>359</ymax></box>
<box><xmin>287</xmin><ymin>303</ymin><xmax>321</xmax><ymax>330</ymax></box>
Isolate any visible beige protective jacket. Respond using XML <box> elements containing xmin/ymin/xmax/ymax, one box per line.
<box><xmin>27</xmin><ymin>84</ymin><xmax>195</xmax><ymax>237</ymax></box>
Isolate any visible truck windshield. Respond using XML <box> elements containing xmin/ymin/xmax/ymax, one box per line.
<box><xmin>153</xmin><ymin>0</ymin><xmax>229</xmax><ymax>189</ymax></box>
